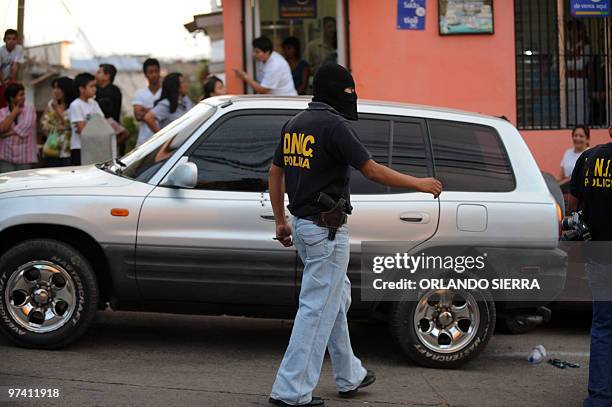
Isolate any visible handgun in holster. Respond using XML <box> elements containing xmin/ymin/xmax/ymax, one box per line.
<box><xmin>316</xmin><ymin>192</ymin><xmax>348</xmax><ymax>241</ymax></box>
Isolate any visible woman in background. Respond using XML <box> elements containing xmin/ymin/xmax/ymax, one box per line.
<box><xmin>558</xmin><ymin>125</ymin><xmax>590</xmax><ymax>189</ymax></box>
<box><xmin>144</xmin><ymin>72</ymin><xmax>193</xmax><ymax>133</ymax></box>
<box><xmin>41</xmin><ymin>76</ymin><xmax>74</xmax><ymax>167</ymax></box>
<box><xmin>0</xmin><ymin>82</ymin><xmax>37</xmax><ymax>172</ymax></box>
<box><xmin>202</xmin><ymin>76</ymin><xmax>226</xmax><ymax>99</ymax></box>
<box><xmin>282</xmin><ymin>36</ymin><xmax>311</xmax><ymax>95</ymax></box>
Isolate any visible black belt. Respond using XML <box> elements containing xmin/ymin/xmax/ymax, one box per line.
<box><xmin>299</xmin><ymin>214</ymin><xmax>347</xmax><ymax>225</ymax></box>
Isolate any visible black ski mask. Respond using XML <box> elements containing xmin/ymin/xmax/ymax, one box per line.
<box><xmin>312</xmin><ymin>63</ymin><xmax>358</xmax><ymax>121</ymax></box>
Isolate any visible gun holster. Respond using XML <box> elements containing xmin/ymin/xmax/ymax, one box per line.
<box><xmin>315</xmin><ymin>193</ymin><xmax>348</xmax><ymax>241</ymax></box>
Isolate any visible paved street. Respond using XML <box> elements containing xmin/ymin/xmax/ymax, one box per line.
<box><xmin>0</xmin><ymin>308</ymin><xmax>591</xmax><ymax>407</ymax></box>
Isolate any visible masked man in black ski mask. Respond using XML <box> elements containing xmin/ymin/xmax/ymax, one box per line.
<box><xmin>312</xmin><ymin>63</ymin><xmax>358</xmax><ymax>120</ymax></box>
<box><xmin>267</xmin><ymin>64</ymin><xmax>442</xmax><ymax>407</ymax></box>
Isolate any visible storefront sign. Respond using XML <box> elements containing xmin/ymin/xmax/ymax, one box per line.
<box><xmin>571</xmin><ymin>0</ymin><xmax>610</xmax><ymax>17</ymax></box>
<box><xmin>397</xmin><ymin>0</ymin><xmax>426</xmax><ymax>30</ymax></box>
<box><xmin>279</xmin><ymin>0</ymin><xmax>317</xmax><ymax>19</ymax></box>
<box><xmin>439</xmin><ymin>0</ymin><xmax>494</xmax><ymax>35</ymax></box>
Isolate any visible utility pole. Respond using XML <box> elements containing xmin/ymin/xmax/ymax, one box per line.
<box><xmin>17</xmin><ymin>0</ymin><xmax>25</xmax><ymax>44</ymax></box>
<box><xmin>16</xmin><ymin>0</ymin><xmax>25</xmax><ymax>82</ymax></box>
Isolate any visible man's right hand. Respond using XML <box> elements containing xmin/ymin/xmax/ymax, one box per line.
<box><xmin>10</xmin><ymin>105</ymin><xmax>23</xmax><ymax>117</ymax></box>
<box><xmin>417</xmin><ymin>177</ymin><xmax>443</xmax><ymax>198</ymax></box>
<box><xmin>360</xmin><ymin>160</ymin><xmax>444</xmax><ymax>198</ymax></box>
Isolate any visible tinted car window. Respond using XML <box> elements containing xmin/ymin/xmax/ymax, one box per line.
<box><xmin>189</xmin><ymin>114</ymin><xmax>291</xmax><ymax>192</ymax></box>
<box><xmin>349</xmin><ymin>118</ymin><xmax>390</xmax><ymax>194</ymax></box>
<box><xmin>429</xmin><ymin>120</ymin><xmax>515</xmax><ymax>192</ymax></box>
<box><xmin>390</xmin><ymin>121</ymin><xmax>429</xmax><ymax>193</ymax></box>
<box><xmin>120</xmin><ymin>103</ymin><xmax>215</xmax><ymax>182</ymax></box>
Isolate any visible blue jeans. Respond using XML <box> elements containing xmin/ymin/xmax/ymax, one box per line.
<box><xmin>584</xmin><ymin>259</ymin><xmax>612</xmax><ymax>407</ymax></box>
<box><xmin>270</xmin><ymin>217</ymin><xmax>367</xmax><ymax>405</ymax></box>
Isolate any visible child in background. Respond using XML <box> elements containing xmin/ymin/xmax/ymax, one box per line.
<box><xmin>69</xmin><ymin>73</ymin><xmax>103</xmax><ymax>165</ymax></box>
<box><xmin>0</xmin><ymin>29</ymin><xmax>25</xmax><ymax>108</ymax></box>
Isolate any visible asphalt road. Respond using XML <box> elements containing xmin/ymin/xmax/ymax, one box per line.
<box><xmin>0</xmin><ymin>308</ymin><xmax>592</xmax><ymax>407</ymax></box>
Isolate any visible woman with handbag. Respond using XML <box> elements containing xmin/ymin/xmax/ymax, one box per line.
<box><xmin>41</xmin><ymin>76</ymin><xmax>75</xmax><ymax>167</ymax></box>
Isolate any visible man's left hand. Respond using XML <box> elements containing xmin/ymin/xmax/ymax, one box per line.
<box><xmin>275</xmin><ymin>222</ymin><xmax>293</xmax><ymax>247</ymax></box>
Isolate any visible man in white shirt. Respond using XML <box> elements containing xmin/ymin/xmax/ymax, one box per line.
<box><xmin>132</xmin><ymin>58</ymin><xmax>162</xmax><ymax>146</ymax></box>
<box><xmin>69</xmin><ymin>72</ymin><xmax>103</xmax><ymax>165</ymax></box>
<box><xmin>234</xmin><ymin>36</ymin><xmax>297</xmax><ymax>96</ymax></box>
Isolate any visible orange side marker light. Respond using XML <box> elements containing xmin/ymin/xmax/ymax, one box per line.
<box><xmin>111</xmin><ymin>208</ymin><xmax>129</xmax><ymax>217</ymax></box>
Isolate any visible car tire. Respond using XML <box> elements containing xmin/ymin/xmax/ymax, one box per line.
<box><xmin>389</xmin><ymin>286</ymin><xmax>496</xmax><ymax>369</ymax></box>
<box><xmin>0</xmin><ymin>239</ymin><xmax>98</xmax><ymax>349</ymax></box>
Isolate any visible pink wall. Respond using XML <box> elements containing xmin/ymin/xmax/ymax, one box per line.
<box><xmin>220</xmin><ymin>0</ymin><xmax>609</xmax><ymax>174</ymax></box>
<box><xmin>348</xmin><ymin>0</ymin><xmax>517</xmax><ymax>122</ymax></box>
<box><xmin>521</xmin><ymin>129</ymin><xmax>611</xmax><ymax>175</ymax></box>
<box><xmin>348</xmin><ymin>0</ymin><xmax>610</xmax><ymax>174</ymax></box>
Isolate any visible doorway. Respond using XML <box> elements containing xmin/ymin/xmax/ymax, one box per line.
<box><xmin>243</xmin><ymin>0</ymin><xmax>347</xmax><ymax>94</ymax></box>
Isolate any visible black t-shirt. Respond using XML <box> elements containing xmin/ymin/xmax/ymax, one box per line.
<box><xmin>96</xmin><ymin>84</ymin><xmax>122</xmax><ymax>122</ymax></box>
<box><xmin>272</xmin><ymin>102</ymin><xmax>372</xmax><ymax>218</ymax></box>
<box><xmin>570</xmin><ymin>142</ymin><xmax>612</xmax><ymax>241</ymax></box>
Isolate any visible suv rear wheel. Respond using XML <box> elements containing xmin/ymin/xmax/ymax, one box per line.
<box><xmin>0</xmin><ymin>239</ymin><xmax>98</xmax><ymax>349</ymax></box>
<box><xmin>389</xmin><ymin>287</ymin><xmax>495</xmax><ymax>368</ymax></box>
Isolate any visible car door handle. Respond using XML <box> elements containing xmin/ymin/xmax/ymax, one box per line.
<box><xmin>400</xmin><ymin>212</ymin><xmax>431</xmax><ymax>224</ymax></box>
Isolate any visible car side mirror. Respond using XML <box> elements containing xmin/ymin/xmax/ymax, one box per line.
<box><xmin>162</xmin><ymin>157</ymin><xmax>198</xmax><ymax>189</ymax></box>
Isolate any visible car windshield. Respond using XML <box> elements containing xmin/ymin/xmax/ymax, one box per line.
<box><xmin>116</xmin><ymin>102</ymin><xmax>216</xmax><ymax>182</ymax></box>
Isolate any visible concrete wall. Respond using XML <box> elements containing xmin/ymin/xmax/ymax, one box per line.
<box><xmin>349</xmin><ymin>0</ymin><xmax>516</xmax><ymax>120</ymax></box>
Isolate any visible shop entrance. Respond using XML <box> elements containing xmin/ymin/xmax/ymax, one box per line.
<box><xmin>243</xmin><ymin>0</ymin><xmax>347</xmax><ymax>94</ymax></box>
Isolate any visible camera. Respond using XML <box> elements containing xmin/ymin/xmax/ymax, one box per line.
<box><xmin>561</xmin><ymin>211</ymin><xmax>592</xmax><ymax>241</ymax></box>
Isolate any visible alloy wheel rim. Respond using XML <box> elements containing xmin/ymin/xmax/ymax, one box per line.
<box><xmin>413</xmin><ymin>289</ymin><xmax>480</xmax><ymax>354</ymax></box>
<box><xmin>5</xmin><ymin>261</ymin><xmax>77</xmax><ymax>333</ymax></box>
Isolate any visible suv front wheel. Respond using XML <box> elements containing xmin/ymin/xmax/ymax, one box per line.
<box><xmin>0</xmin><ymin>239</ymin><xmax>98</xmax><ymax>349</ymax></box>
<box><xmin>389</xmin><ymin>287</ymin><xmax>495</xmax><ymax>369</ymax></box>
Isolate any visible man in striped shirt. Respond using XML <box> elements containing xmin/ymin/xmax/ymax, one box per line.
<box><xmin>0</xmin><ymin>82</ymin><xmax>37</xmax><ymax>173</ymax></box>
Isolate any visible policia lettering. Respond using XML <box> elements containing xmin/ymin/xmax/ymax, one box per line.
<box><xmin>283</xmin><ymin>132</ymin><xmax>315</xmax><ymax>169</ymax></box>
<box><xmin>584</xmin><ymin>157</ymin><xmax>612</xmax><ymax>189</ymax></box>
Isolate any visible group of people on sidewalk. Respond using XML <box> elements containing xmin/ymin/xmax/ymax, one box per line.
<box><xmin>0</xmin><ymin>27</ymin><xmax>231</xmax><ymax>174</ymax></box>
<box><xmin>0</xmin><ymin>26</ymin><xmax>333</xmax><ymax>174</ymax></box>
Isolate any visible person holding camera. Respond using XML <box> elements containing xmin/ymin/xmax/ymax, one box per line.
<box><xmin>569</xmin><ymin>127</ymin><xmax>612</xmax><ymax>407</ymax></box>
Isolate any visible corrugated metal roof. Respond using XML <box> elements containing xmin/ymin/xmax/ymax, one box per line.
<box><xmin>70</xmin><ymin>56</ymin><xmax>143</xmax><ymax>72</ymax></box>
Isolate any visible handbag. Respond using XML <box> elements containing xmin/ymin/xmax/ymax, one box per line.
<box><xmin>42</xmin><ymin>129</ymin><xmax>61</xmax><ymax>158</ymax></box>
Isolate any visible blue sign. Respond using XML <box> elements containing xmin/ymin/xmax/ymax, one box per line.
<box><xmin>397</xmin><ymin>0</ymin><xmax>426</xmax><ymax>30</ymax></box>
<box><xmin>571</xmin><ymin>0</ymin><xmax>610</xmax><ymax>17</ymax></box>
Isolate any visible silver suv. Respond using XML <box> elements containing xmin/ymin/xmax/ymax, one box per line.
<box><xmin>0</xmin><ymin>96</ymin><xmax>565</xmax><ymax>368</ymax></box>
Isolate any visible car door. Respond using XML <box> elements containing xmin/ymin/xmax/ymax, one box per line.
<box><xmin>135</xmin><ymin>110</ymin><xmax>298</xmax><ymax>307</ymax></box>
<box><xmin>347</xmin><ymin>116</ymin><xmax>440</xmax><ymax>311</ymax></box>
<box><xmin>261</xmin><ymin>114</ymin><xmax>440</xmax><ymax>311</ymax></box>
